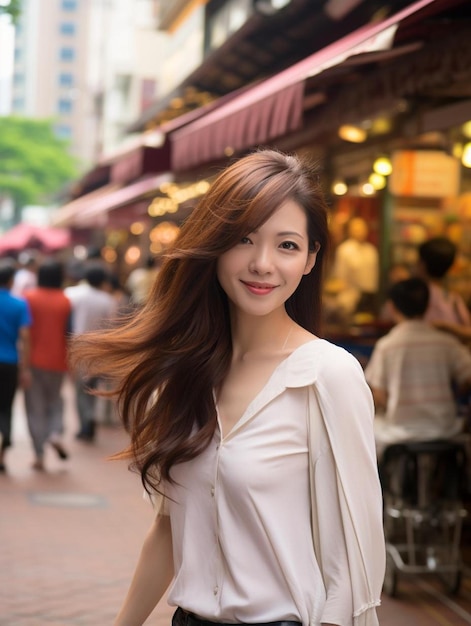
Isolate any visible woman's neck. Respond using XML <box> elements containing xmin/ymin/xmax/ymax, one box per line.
<box><xmin>230</xmin><ymin>310</ymin><xmax>294</xmax><ymax>361</ymax></box>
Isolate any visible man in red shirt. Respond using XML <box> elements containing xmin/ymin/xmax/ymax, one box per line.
<box><xmin>24</xmin><ymin>259</ymin><xmax>71</xmax><ymax>470</ymax></box>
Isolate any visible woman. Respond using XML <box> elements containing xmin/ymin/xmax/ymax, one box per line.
<box><xmin>72</xmin><ymin>150</ymin><xmax>385</xmax><ymax>626</ymax></box>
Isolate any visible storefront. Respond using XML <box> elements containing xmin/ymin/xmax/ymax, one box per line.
<box><xmin>167</xmin><ymin>0</ymin><xmax>470</xmax><ymax>305</ymax></box>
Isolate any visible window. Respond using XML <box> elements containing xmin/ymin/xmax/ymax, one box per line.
<box><xmin>61</xmin><ymin>0</ymin><xmax>78</xmax><ymax>10</ymax></box>
<box><xmin>12</xmin><ymin>97</ymin><xmax>25</xmax><ymax>111</ymax></box>
<box><xmin>58</xmin><ymin>98</ymin><xmax>73</xmax><ymax>114</ymax></box>
<box><xmin>13</xmin><ymin>73</ymin><xmax>24</xmax><ymax>85</ymax></box>
<box><xmin>59</xmin><ymin>47</ymin><xmax>75</xmax><ymax>62</ymax></box>
<box><xmin>60</xmin><ymin>22</ymin><xmax>76</xmax><ymax>35</ymax></box>
<box><xmin>54</xmin><ymin>125</ymin><xmax>72</xmax><ymax>139</ymax></box>
<box><xmin>58</xmin><ymin>72</ymin><xmax>74</xmax><ymax>88</ymax></box>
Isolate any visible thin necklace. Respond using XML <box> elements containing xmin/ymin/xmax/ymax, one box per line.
<box><xmin>281</xmin><ymin>325</ymin><xmax>294</xmax><ymax>352</ymax></box>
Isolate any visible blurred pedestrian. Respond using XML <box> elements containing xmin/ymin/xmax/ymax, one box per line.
<box><xmin>126</xmin><ymin>255</ymin><xmax>160</xmax><ymax>308</ymax></box>
<box><xmin>23</xmin><ymin>259</ymin><xmax>71</xmax><ymax>471</ymax></box>
<box><xmin>365</xmin><ymin>278</ymin><xmax>471</xmax><ymax>457</ymax></box>
<box><xmin>11</xmin><ymin>251</ymin><xmax>38</xmax><ymax>296</ymax></box>
<box><xmin>72</xmin><ymin>150</ymin><xmax>384</xmax><ymax>626</ymax></box>
<box><xmin>418</xmin><ymin>236</ymin><xmax>471</xmax><ymax>327</ymax></box>
<box><xmin>378</xmin><ymin>263</ymin><xmax>411</xmax><ymax>323</ymax></box>
<box><xmin>0</xmin><ymin>258</ymin><xmax>32</xmax><ymax>472</ymax></box>
<box><xmin>65</xmin><ymin>263</ymin><xmax>117</xmax><ymax>441</ymax></box>
<box><xmin>109</xmin><ymin>272</ymin><xmax>133</xmax><ymax>319</ymax></box>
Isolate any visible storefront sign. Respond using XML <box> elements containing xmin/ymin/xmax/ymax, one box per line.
<box><xmin>390</xmin><ymin>150</ymin><xmax>460</xmax><ymax>198</ymax></box>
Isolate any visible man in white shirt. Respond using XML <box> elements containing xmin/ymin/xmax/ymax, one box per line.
<box><xmin>332</xmin><ymin>217</ymin><xmax>379</xmax><ymax>316</ymax></box>
<box><xmin>65</xmin><ymin>264</ymin><xmax>117</xmax><ymax>441</ymax></box>
<box><xmin>365</xmin><ymin>277</ymin><xmax>471</xmax><ymax>457</ymax></box>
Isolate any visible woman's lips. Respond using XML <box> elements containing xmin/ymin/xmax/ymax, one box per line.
<box><xmin>241</xmin><ymin>281</ymin><xmax>277</xmax><ymax>295</ymax></box>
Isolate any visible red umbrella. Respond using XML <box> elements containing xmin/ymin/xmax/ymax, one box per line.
<box><xmin>0</xmin><ymin>223</ymin><xmax>71</xmax><ymax>254</ymax></box>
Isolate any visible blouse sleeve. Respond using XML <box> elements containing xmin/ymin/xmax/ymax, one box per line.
<box><xmin>311</xmin><ymin>445</ymin><xmax>353</xmax><ymax>625</ymax></box>
<box><xmin>308</xmin><ymin>349</ymin><xmax>385</xmax><ymax>626</ymax></box>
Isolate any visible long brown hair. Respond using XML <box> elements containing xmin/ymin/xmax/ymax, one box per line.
<box><xmin>70</xmin><ymin>149</ymin><xmax>330</xmax><ymax>493</ymax></box>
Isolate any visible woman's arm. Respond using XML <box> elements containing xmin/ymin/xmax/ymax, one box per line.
<box><xmin>115</xmin><ymin>513</ymin><xmax>174</xmax><ymax>626</ymax></box>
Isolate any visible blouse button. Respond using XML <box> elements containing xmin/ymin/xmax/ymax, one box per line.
<box><xmin>213</xmin><ymin>586</ymin><xmax>219</xmax><ymax>595</ymax></box>
<box><xmin>210</xmin><ymin>486</ymin><xmax>215</xmax><ymax>497</ymax></box>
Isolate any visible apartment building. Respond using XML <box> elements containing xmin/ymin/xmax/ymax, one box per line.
<box><xmin>11</xmin><ymin>0</ymin><xmax>167</xmax><ymax>169</ymax></box>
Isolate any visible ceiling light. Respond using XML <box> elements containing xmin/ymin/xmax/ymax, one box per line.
<box><xmin>462</xmin><ymin>143</ymin><xmax>471</xmax><ymax>168</ymax></box>
<box><xmin>368</xmin><ymin>173</ymin><xmax>386</xmax><ymax>190</ymax></box>
<box><xmin>332</xmin><ymin>180</ymin><xmax>348</xmax><ymax>196</ymax></box>
<box><xmin>361</xmin><ymin>183</ymin><xmax>375</xmax><ymax>196</ymax></box>
<box><xmin>130</xmin><ymin>222</ymin><xmax>145</xmax><ymax>235</ymax></box>
<box><xmin>338</xmin><ymin>124</ymin><xmax>367</xmax><ymax>143</ymax></box>
<box><xmin>373</xmin><ymin>156</ymin><xmax>392</xmax><ymax>176</ymax></box>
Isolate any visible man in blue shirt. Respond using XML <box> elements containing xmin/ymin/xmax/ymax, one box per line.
<box><xmin>0</xmin><ymin>258</ymin><xmax>31</xmax><ymax>472</ymax></box>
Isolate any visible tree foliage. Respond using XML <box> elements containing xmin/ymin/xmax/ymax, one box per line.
<box><xmin>0</xmin><ymin>117</ymin><xmax>78</xmax><ymax>207</ymax></box>
<box><xmin>0</xmin><ymin>0</ymin><xmax>22</xmax><ymax>23</ymax></box>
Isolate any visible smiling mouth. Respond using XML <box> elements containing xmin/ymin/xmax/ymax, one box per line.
<box><xmin>241</xmin><ymin>281</ymin><xmax>277</xmax><ymax>294</ymax></box>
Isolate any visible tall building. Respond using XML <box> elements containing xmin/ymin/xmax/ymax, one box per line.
<box><xmin>0</xmin><ymin>14</ymin><xmax>15</xmax><ymax>115</ymax></box>
<box><xmin>11</xmin><ymin>0</ymin><xmax>167</xmax><ymax>169</ymax></box>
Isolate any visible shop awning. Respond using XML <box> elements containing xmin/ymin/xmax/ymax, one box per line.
<box><xmin>53</xmin><ymin>173</ymin><xmax>173</xmax><ymax>228</ymax></box>
<box><xmin>0</xmin><ymin>223</ymin><xmax>71</xmax><ymax>254</ymax></box>
<box><xmin>170</xmin><ymin>0</ymin><xmax>438</xmax><ymax>172</ymax></box>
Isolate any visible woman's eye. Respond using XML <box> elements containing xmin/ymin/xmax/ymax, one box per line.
<box><xmin>240</xmin><ymin>236</ymin><xmax>252</xmax><ymax>244</ymax></box>
<box><xmin>280</xmin><ymin>241</ymin><xmax>299</xmax><ymax>250</ymax></box>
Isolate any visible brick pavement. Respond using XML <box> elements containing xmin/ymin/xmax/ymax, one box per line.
<box><xmin>0</xmin><ymin>379</ymin><xmax>173</xmax><ymax>626</ymax></box>
<box><xmin>2</xmin><ymin>379</ymin><xmax>471</xmax><ymax>625</ymax></box>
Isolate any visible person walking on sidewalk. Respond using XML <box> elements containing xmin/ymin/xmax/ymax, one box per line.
<box><xmin>66</xmin><ymin>263</ymin><xmax>117</xmax><ymax>442</ymax></box>
<box><xmin>24</xmin><ymin>259</ymin><xmax>72</xmax><ymax>471</ymax></box>
<box><xmin>72</xmin><ymin>150</ymin><xmax>385</xmax><ymax>626</ymax></box>
<box><xmin>0</xmin><ymin>258</ymin><xmax>32</xmax><ymax>472</ymax></box>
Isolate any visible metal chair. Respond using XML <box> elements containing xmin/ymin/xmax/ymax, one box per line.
<box><xmin>380</xmin><ymin>439</ymin><xmax>468</xmax><ymax>596</ymax></box>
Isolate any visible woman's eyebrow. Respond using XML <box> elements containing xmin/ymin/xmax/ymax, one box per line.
<box><xmin>277</xmin><ymin>231</ymin><xmax>305</xmax><ymax>239</ymax></box>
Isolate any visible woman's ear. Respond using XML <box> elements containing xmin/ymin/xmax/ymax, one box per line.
<box><xmin>303</xmin><ymin>243</ymin><xmax>320</xmax><ymax>275</ymax></box>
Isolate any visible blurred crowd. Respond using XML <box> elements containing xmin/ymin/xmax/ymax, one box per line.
<box><xmin>1</xmin><ymin>228</ymin><xmax>470</xmax><ymax>473</ymax></box>
<box><xmin>0</xmin><ymin>247</ymin><xmax>161</xmax><ymax>473</ymax></box>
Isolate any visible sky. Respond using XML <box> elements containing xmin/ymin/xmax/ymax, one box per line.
<box><xmin>0</xmin><ymin>13</ymin><xmax>14</xmax><ymax>115</ymax></box>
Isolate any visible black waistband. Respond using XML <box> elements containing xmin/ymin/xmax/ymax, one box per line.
<box><xmin>175</xmin><ymin>607</ymin><xmax>302</xmax><ymax>626</ymax></box>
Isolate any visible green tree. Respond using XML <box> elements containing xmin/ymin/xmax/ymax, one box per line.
<box><xmin>0</xmin><ymin>117</ymin><xmax>78</xmax><ymax>215</ymax></box>
<box><xmin>0</xmin><ymin>0</ymin><xmax>21</xmax><ymax>23</ymax></box>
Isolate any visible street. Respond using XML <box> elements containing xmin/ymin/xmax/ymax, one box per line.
<box><xmin>1</xmin><ymin>379</ymin><xmax>471</xmax><ymax>625</ymax></box>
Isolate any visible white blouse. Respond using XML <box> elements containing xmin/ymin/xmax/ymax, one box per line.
<box><xmin>154</xmin><ymin>340</ymin><xmax>385</xmax><ymax>626</ymax></box>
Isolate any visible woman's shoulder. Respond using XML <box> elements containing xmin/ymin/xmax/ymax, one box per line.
<box><xmin>284</xmin><ymin>338</ymin><xmax>362</xmax><ymax>388</ymax></box>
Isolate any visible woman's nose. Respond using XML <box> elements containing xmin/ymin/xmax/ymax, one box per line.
<box><xmin>249</xmin><ymin>247</ymin><xmax>274</xmax><ymax>274</ymax></box>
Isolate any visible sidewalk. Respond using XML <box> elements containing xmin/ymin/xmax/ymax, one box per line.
<box><xmin>0</xmin><ymin>379</ymin><xmax>173</xmax><ymax>626</ymax></box>
<box><xmin>2</xmin><ymin>379</ymin><xmax>471</xmax><ymax>625</ymax></box>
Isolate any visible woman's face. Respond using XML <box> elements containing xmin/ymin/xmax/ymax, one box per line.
<box><xmin>217</xmin><ymin>199</ymin><xmax>318</xmax><ymax>319</ymax></box>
